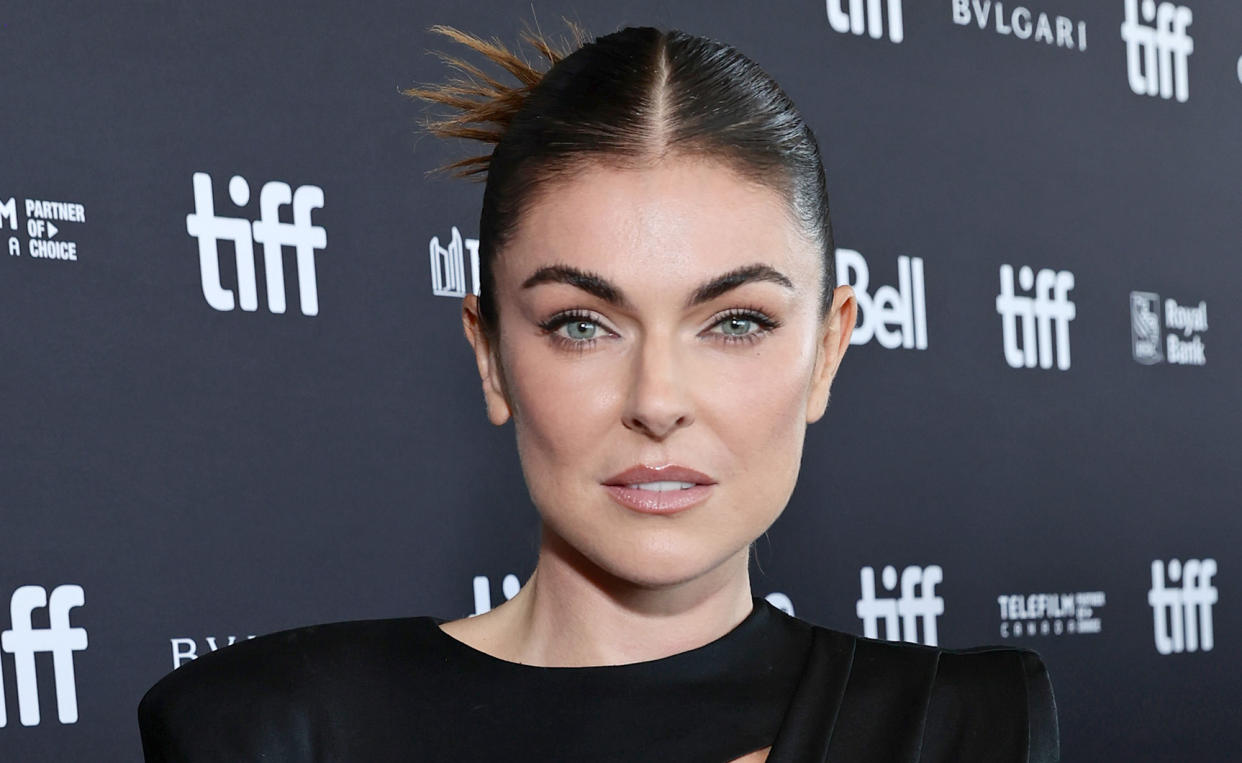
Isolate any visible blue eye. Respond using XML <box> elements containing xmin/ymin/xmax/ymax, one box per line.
<box><xmin>708</xmin><ymin>309</ymin><xmax>778</xmax><ymax>343</ymax></box>
<box><xmin>718</xmin><ymin>316</ymin><xmax>756</xmax><ymax>336</ymax></box>
<box><xmin>540</xmin><ymin>311</ymin><xmax>610</xmax><ymax>349</ymax></box>
<box><xmin>562</xmin><ymin>319</ymin><xmax>599</xmax><ymax>341</ymax></box>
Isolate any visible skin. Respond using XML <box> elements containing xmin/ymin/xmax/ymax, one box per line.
<box><xmin>445</xmin><ymin>158</ymin><xmax>856</xmax><ymax>733</ymax></box>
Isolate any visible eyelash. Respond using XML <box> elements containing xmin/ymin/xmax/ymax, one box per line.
<box><xmin>537</xmin><ymin>307</ymin><xmax>781</xmax><ymax>352</ymax></box>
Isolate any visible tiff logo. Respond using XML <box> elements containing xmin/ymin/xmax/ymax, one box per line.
<box><xmin>0</xmin><ymin>585</ymin><xmax>88</xmax><ymax>727</ymax></box>
<box><xmin>856</xmin><ymin>564</ymin><xmax>943</xmax><ymax>646</ymax></box>
<box><xmin>1149</xmin><ymin>558</ymin><xmax>1216</xmax><ymax>654</ymax></box>
<box><xmin>827</xmin><ymin>0</ymin><xmax>904</xmax><ymax>43</ymax></box>
<box><xmin>430</xmin><ymin>226</ymin><xmax>480</xmax><ymax>298</ymax></box>
<box><xmin>472</xmin><ymin>574</ymin><xmax>520</xmax><ymax>615</ymax></box>
<box><xmin>1121</xmin><ymin>0</ymin><xmax>1193</xmax><ymax>102</ymax></box>
<box><xmin>996</xmin><ymin>265</ymin><xmax>1075</xmax><ymax>370</ymax></box>
<box><xmin>186</xmin><ymin>172</ymin><xmax>326</xmax><ymax>315</ymax></box>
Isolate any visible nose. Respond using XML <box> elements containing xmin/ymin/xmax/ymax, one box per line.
<box><xmin>621</xmin><ymin>333</ymin><xmax>695</xmax><ymax>440</ymax></box>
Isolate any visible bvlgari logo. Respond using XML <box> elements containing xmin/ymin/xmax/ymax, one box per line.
<box><xmin>169</xmin><ymin>634</ymin><xmax>256</xmax><ymax>669</ymax></box>
<box><xmin>951</xmin><ymin>1</ymin><xmax>1087</xmax><ymax>51</ymax></box>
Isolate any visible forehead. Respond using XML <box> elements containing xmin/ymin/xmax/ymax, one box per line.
<box><xmin>499</xmin><ymin>158</ymin><xmax>817</xmax><ymax>292</ymax></box>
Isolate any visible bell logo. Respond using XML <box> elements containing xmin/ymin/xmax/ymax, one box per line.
<box><xmin>836</xmin><ymin>249</ymin><xmax>927</xmax><ymax>350</ymax></box>
<box><xmin>996</xmin><ymin>265</ymin><xmax>1075</xmax><ymax>370</ymax></box>
<box><xmin>186</xmin><ymin>172</ymin><xmax>326</xmax><ymax>315</ymax></box>
<box><xmin>1149</xmin><ymin>558</ymin><xmax>1216</xmax><ymax>655</ymax></box>
<box><xmin>0</xmin><ymin>585</ymin><xmax>88</xmax><ymax>727</ymax></box>
<box><xmin>856</xmin><ymin>565</ymin><xmax>943</xmax><ymax>646</ymax></box>
<box><xmin>1121</xmin><ymin>0</ymin><xmax>1193</xmax><ymax>102</ymax></box>
<box><xmin>826</xmin><ymin>0</ymin><xmax>904</xmax><ymax>43</ymax></box>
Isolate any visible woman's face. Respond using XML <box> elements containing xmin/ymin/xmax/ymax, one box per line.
<box><xmin>464</xmin><ymin>158</ymin><xmax>855</xmax><ymax>589</ymax></box>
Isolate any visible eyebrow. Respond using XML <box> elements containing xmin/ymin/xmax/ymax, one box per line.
<box><xmin>520</xmin><ymin>263</ymin><xmax>795</xmax><ymax>309</ymax></box>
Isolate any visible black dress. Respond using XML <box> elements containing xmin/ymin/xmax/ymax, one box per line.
<box><xmin>138</xmin><ymin>597</ymin><xmax>1059</xmax><ymax>761</ymax></box>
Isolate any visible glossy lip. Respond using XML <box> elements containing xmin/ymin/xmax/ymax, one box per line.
<box><xmin>602</xmin><ymin>464</ymin><xmax>717</xmax><ymax>516</ymax></box>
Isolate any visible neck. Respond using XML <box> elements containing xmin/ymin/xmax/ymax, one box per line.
<box><xmin>479</xmin><ymin>526</ymin><xmax>755</xmax><ymax>667</ymax></box>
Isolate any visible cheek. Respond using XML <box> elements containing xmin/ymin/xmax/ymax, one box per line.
<box><xmin>700</xmin><ymin>337</ymin><xmax>815</xmax><ymax>482</ymax></box>
<box><xmin>504</xmin><ymin>336</ymin><xmax>622</xmax><ymax>473</ymax></box>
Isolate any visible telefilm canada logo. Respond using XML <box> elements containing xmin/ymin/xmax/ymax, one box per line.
<box><xmin>186</xmin><ymin>172</ymin><xmax>326</xmax><ymax>315</ymax></box>
<box><xmin>1129</xmin><ymin>291</ymin><xmax>1207</xmax><ymax>366</ymax></box>
<box><xmin>997</xmin><ymin>591</ymin><xmax>1104</xmax><ymax>638</ymax></box>
<box><xmin>835</xmin><ymin>249</ymin><xmax>927</xmax><ymax>351</ymax></box>
<box><xmin>1149</xmin><ymin>558</ymin><xmax>1216</xmax><ymax>655</ymax></box>
<box><xmin>996</xmin><ymin>264</ymin><xmax>1075</xmax><ymax>370</ymax></box>
<box><xmin>951</xmin><ymin>0</ymin><xmax>1087</xmax><ymax>51</ymax></box>
<box><xmin>430</xmin><ymin>226</ymin><xmax>481</xmax><ymax>298</ymax></box>
<box><xmin>856</xmin><ymin>564</ymin><xmax>943</xmax><ymax>646</ymax></box>
<box><xmin>1121</xmin><ymin>0</ymin><xmax>1193</xmax><ymax>102</ymax></box>
<box><xmin>0</xmin><ymin>585</ymin><xmax>88</xmax><ymax>727</ymax></box>
<box><xmin>826</xmin><ymin>0</ymin><xmax>904</xmax><ymax>43</ymax></box>
<box><xmin>1</xmin><ymin>195</ymin><xmax>88</xmax><ymax>262</ymax></box>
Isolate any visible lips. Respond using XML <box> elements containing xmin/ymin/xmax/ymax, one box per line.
<box><xmin>602</xmin><ymin>464</ymin><xmax>716</xmax><ymax>515</ymax></box>
<box><xmin>603</xmin><ymin>464</ymin><xmax>717</xmax><ymax>487</ymax></box>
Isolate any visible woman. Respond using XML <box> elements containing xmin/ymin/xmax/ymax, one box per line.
<box><xmin>138</xmin><ymin>24</ymin><xmax>1059</xmax><ymax>762</ymax></box>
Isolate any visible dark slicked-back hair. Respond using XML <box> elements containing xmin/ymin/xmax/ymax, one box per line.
<box><xmin>406</xmin><ymin>24</ymin><xmax>834</xmax><ymax>339</ymax></box>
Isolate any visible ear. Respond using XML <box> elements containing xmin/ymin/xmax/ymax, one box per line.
<box><xmin>806</xmin><ymin>285</ymin><xmax>857</xmax><ymax>424</ymax></box>
<box><xmin>462</xmin><ymin>294</ymin><xmax>513</xmax><ymax>426</ymax></box>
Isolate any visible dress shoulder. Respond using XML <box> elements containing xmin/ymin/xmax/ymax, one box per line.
<box><xmin>884</xmin><ymin>641</ymin><xmax>1058</xmax><ymax>763</ymax></box>
<box><xmin>912</xmin><ymin>642</ymin><xmax>1059</xmax><ymax>762</ymax></box>
<box><xmin>778</xmin><ymin>626</ymin><xmax>1059</xmax><ymax>762</ymax></box>
<box><xmin>137</xmin><ymin>617</ymin><xmax>435</xmax><ymax>762</ymax></box>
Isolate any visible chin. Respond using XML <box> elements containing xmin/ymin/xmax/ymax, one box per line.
<box><xmin>584</xmin><ymin>532</ymin><xmax>748</xmax><ymax>591</ymax></box>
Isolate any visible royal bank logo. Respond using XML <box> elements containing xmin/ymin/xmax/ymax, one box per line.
<box><xmin>1130</xmin><ymin>291</ymin><xmax>1207</xmax><ymax>366</ymax></box>
<box><xmin>1</xmin><ymin>195</ymin><xmax>88</xmax><ymax>262</ymax></box>
<box><xmin>169</xmin><ymin>634</ymin><xmax>256</xmax><ymax>669</ymax></box>
<box><xmin>951</xmin><ymin>1</ymin><xmax>1087</xmax><ymax>51</ymax></box>
<box><xmin>835</xmin><ymin>249</ymin><xmax>927</xmax><ymax>350</ymax></box>
<box><xmin>186</xmin><ymin>172</ymin><xmax>326</xmax><ymax>315</ymax></box>
<box><xmin>997</xmin><ymin>591</ymin><xmax>1104</xmax><ymax>638</ymax></box>
<box><xmin>996</xmin><ymin>265</ymin><xmax>1075</xmax><ymax>370</ymax></box>
<box><xmin>430</xmin><ymin>226</ymin><xmax>481</xmax><ymax>298</ymax></box>
<box><xmin>1149</xmin><ymin>558</ymin><xmax>1216</xmax><ymax>654</ymax></box>
<box><xmin>0</xmin><ymin>585</ymin><xmax>88</xmax><ymax>727</ymax></box>
<box><xmin>1121</xmin><ymin>0</ymin><xmax>1193</xmax><ymax>102</ymax></box>
<box><xmin>856</xmin><ymin>564</ymin><xmax>943</xmax><ymax>646</ymax></box>
<box><xmin>826</xmin><ymin>0</ymin><xmax>904</xmax><ymax>43</ymax></box>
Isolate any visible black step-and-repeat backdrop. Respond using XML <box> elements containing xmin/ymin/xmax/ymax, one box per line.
<box><xmin>2</xmin><ymin>1</ymin><xmax>1239</xmax><ymax>760</ymax></box>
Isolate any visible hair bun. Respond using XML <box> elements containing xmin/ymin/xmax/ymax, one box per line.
<box><xmin>404</xmin><ymin>22</ymin><xmax>588</xmax><ymax>178</ymax></box>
